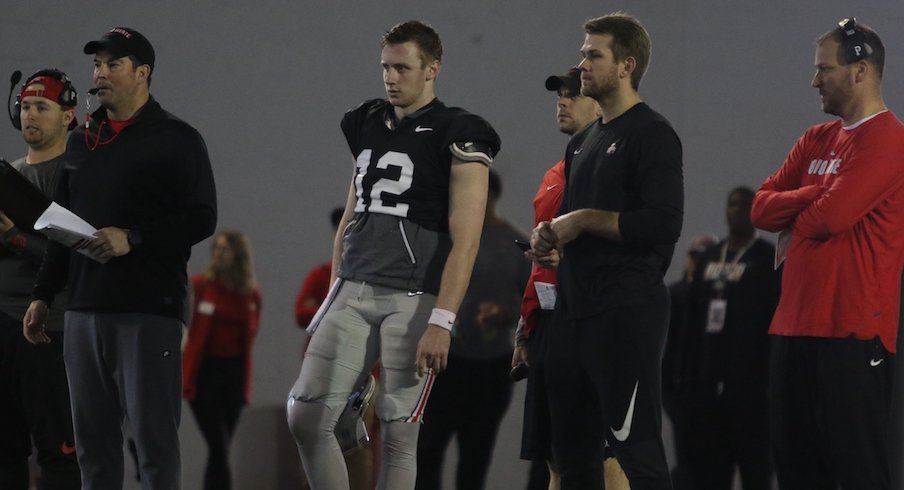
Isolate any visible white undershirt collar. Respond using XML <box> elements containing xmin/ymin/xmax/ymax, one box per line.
<box><xmin>842</xmin><ymin>109</ymin><xmax>887</xmax><ymax>131</ymax></box>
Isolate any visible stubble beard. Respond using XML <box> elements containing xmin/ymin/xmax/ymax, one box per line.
<box><xmin>23</xmin><ymin>130</ymin><xmax>47</xmax><ymax>148</ymax></box>
<box><xmin>581</xmin><ymin>75</ymin><xmax>618</xmax><ymax>104</ymax></box>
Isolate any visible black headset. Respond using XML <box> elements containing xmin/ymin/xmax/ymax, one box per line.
<box><xmin>8</xmin><ymin>69</ymin><xmax>78</xmax><ymax>130</ymax></box>
<box><xmin>838</xmin><ymin>17</ymin><xmax>873</xmax><ymax>65</ymax></box>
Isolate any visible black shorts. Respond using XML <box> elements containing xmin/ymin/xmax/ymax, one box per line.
<box><xmin>544</xmin><ymin>284</ymin><xmax>671</xmax><ymax>484</ymax></box>
<box><xmin>520</xmin><ymin>310</ymin><xmax>553</xmax><ymax>461</ymax></box>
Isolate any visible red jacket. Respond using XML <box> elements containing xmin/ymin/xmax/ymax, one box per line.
<box><xmin>520</xmin><ymin>160</ymin><xmax>565</xmax><ymax>337</ymax></box>
<box><xmin>751</xmin><ymin>111</ymin><xmax>904</xmax><ymax>352</ymax></box>
<box><xmin>182</xmin><ymin>275</ymin><xmax>261</xmax><ymax>402</ymax></box>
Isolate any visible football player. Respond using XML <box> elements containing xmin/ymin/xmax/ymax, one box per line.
<box><xmin>287</xmin><ymin>19</ymin><xmax>501</xmax><ymax>490</ymax></box>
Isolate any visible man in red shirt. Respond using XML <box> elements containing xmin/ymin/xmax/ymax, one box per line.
<box><xmin>751</xmin><ymin>18</ymin><xmax>904</xmax><ymax>489</ymax></box>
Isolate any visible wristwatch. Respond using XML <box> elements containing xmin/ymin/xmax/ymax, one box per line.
<box><xmin>127</xmin><ymin>227</ymin><xmax>143</xmax><ymax>249</ymax></box>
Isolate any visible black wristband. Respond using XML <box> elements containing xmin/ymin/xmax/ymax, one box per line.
<box><xmin>127</xmin><ymin>228</ymin><xmax>143</xmax><ymax>248</ymax></box>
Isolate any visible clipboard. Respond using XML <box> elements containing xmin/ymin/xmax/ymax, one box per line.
<box><xmin>0</xmin><ymin>157</ymin><xmax>52</xmax><ymax>229</ymax></box>
<box><xmin>0</xmin><ymin>158</ymin><xmax>106</xmax><ymax>263</ymax></box>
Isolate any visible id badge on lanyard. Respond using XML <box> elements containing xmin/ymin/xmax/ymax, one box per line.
<box><xmin>706</xmin><ymin>298</ymin><xmax>727</xmax><ymax>333</ymax></box>
<box><xmin>705</xmin><ymin>238</ymin><xmax>754</xmax><ymax>334</ymax></box>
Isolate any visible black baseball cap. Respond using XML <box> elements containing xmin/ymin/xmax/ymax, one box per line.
<box><xmin>84</xmin><ymin>27</ymin><xmax>155</xmax><ymax>72</ymax></box>
<box><xmin>545</xmin><ymin>68</ymin><xmax>582</xmax><ymax>95</ymax></box>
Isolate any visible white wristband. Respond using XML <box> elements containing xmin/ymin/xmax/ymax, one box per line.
<box><xmin>428</xmin><ymin>308</ymin><xmax>456</xmax><ymax>332</ymax></box>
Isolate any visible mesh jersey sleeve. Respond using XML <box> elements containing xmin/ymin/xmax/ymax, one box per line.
<box><xmin>439</xmin><ymin>110</ymin><xmax>501</xmax><ymax>160</ymax></box>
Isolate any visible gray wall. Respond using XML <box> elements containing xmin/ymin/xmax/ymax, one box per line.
<box><xmin>4</xmin><ymin>1</ymin><xmax>903</xmax><ymax>488</ymax></box>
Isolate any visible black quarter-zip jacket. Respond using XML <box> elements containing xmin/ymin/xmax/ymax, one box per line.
<box><xmin>33</xmin><ymin>96</ymin><xmax>217</xmax><ymax>321</ymax></box>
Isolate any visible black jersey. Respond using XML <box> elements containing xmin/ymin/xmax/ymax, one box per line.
<box><xmin>341</xmin><ymin>98</ymin><xmax>500</xmax><ymax>232</ymax></box>
<box><xmin>558</xmin><ymin>102</ymin><xmax>683</xmax><ymax>318</ymax></box>
<box><xmin>338</xmin><ymin>98</ymin><xmax>501</xmax><ymax>294</ymax></box>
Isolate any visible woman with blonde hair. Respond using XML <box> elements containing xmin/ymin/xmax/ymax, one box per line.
<box><xmin>183</xmin><ymin>230</ymin><xmax>261</xmax><ymax>490</ymax></box>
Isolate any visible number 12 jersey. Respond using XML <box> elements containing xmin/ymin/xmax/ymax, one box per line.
<box><xmin>338</xmin><ymin>98</ymin><xmax>501</xmax><ymax>294</ymax></box>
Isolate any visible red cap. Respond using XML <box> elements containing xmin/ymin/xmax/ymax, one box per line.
<box><xmin>20</xmin><ymin>75</ymin><xmax>76</xmax><ymax>107</ymax></box>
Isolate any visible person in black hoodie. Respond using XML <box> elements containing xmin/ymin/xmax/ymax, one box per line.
<box><xmin>23</xmin><ymin>27</ymin><xmax>217</xmax><ymax>490</ymax></box>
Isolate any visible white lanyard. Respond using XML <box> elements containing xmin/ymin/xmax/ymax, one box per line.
<box><xmin>713</xmin><ymin>237</ymin><xmax>756</xmax><ymax>297</ymax></box>
<box><xmin>718</xmin><ymin>238</ymin><xmax>755</xmax><ymax>267</ymax></box>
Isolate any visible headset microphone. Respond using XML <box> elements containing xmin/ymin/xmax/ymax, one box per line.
<box><xmin>85</xmin><ymin>88</ymin><xmax>99</xmax><ymax>130</ymax></box>
<box><xmin>7</xmin><ymin>70</ymin><xmax>22</xmax><ymax>130</ymax></box>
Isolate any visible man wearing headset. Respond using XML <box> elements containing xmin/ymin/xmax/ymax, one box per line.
<box><xmin>751</xmin><ymin>18</ymin><xmax>904</xmax><ymax>488</ymax></box>
<box><xmin>24</xmin><ymin>27</ymin><xmax>216</xmax><ymax>490</ymax></box>
<box><xmin>0</xmin><ymin>69</ymin><xmax>81</xmax><ymax>490</ymax></box>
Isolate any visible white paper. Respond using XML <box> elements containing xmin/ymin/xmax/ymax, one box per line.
<box><xmin>33</xmin><ymin>202</ymin><xmax>108</xmax><ymax>263</ymax></box>
<box><xmin>197</xmin><ymin>301</ymin><xmax>215</xmax><ymax>315</ymax></box>
<box><xmin>774</xmin><ymin>229</ymin><xmax>790</xmax><ymax>270</ymax></box>
<box><xmin>534</xmin><ymin>281</ymin><xmax>557</xmax><ymax>310</ymax></box>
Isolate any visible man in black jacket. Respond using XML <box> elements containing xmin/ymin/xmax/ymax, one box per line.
<box><xmin>24</xmin><ymin>27</ymin><xmax>217</xmax><ymax>490</ymax></box>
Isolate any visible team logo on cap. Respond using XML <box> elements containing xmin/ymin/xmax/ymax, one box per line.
<box><xmin>110</xmin><ymin>27</ymin><xmax>132</xmax><ymax>38</ymax></box>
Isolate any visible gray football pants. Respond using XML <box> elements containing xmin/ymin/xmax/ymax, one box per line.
<box><xmin>287</xmin><ymin>281</ymin><xmax>435</xmax><ymax>490</ymax></box>
<box><xmin>64</xmin><ymin>311</ymin><xmax>183</xmax><ymax>490</ymax></box>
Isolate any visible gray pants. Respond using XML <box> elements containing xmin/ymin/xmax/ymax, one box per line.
<box><xmin>64</xmin><ymin>311</ymin><xmax>183</xmax><ymax>490</ymax></box>
<box><xmin>288</xmin><ymin>281</ymin><xmax>434</xmax><ymax>490</ymax></box>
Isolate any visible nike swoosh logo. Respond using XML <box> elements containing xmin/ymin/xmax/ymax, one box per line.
<box><xmin>870</xmin><ymin>358</ymin><xmax>884</xmax><ymax>367</ymax></box>
<box><xmin>546</xmin><ymin>184</ymin><xmax>558</xmax><ymax>191</ymax></box>
<box><xmin>61</xmin><ymin>442</ymin><xmax>76</xmax><ymax>455</ymax></box>
<box><xmin>415</xmin><ymin>126</ymin><xmax>433</xmax><ymax>132</ymax></box>
<box><xmin>573</xmin><ymin>148</ymin><xmax>583</xmax><ymax>155</ymax></box>
<box><xmin>610</xmin><ymin>381</ymin><xmax>639</xmax><ymax>442</ymax></box>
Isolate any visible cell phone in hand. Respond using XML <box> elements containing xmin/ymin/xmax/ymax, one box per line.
<box><xmin>514</xmin><ymin>239</ymin><xmax>531</xmax><ymax>252</ymax></box>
